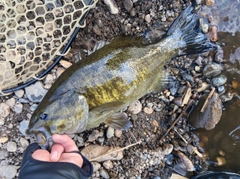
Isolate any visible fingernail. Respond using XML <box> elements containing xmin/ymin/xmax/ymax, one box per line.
<box><xmin>51</xmin><ymin>151</ymin><xmax>58</xmax><ymax>161</ymax></box>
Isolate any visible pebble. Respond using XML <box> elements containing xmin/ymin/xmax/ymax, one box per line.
<box><xmin>0</xmin><ymin>150</ymin><xmax>8</xmax><ymax>160</ymax></box>
<box><xmin>18</xmin><ymin>98</ymin><xmax>30</xmax><ymax>103</ymax></box>
<box><xmin>25</xmin><ymin>81</ymin><xmax>47</xmax><ymax>102</ymax></box>
<box><xmin>203</xmin><ymin>63</ymin><xmax>223</xmax><ymax>78</ymax></box>
<box><xmin>19</xmin><ymin>137</ymin><xmax>29</xmax><ymax>149</ymax></box>
<box><xmin>99</xmin><ymin>168</ymin><xmax>110</xmax><ymax>179</ymax></box>
<box><xmin>212</xmin><ymin>74</ymin><xmax>227</xmax><ymax>87</ymax></box>
<box><xmin>88</xmin><ymin>130</ymin><xmax>100</xmax><ymax>142</ymax></box>
<box><xmin>56</xmin><ymin>67</ymin><xmax>65</xmax><ymax>78</ymax></box>
<box><xmin>14</xmin><ymin>89</ymin><xmax>24</xmax><ymax>98</ymax></box>
<box><xmin>92</xmin><ymin>162</ymin><xmax>101</xmax><ymax>172</ymax></box>
<box><xmin>0</xmin><ymin>165</ymin><xmax>18</xmax><ymax>179</ymax></box>
<box><xmin>162</xmin><ymin>143</ymin><xmax>174</xmax><ymax>155</ymax></box>
<box><xmin>13</xmin><ymin>103</ymin><xmax>23</xmax><ymax>113</ymax></box>
<box><xmin>59</xmin><ymin>60</ymin><xmax>72</xmax><ymax>69</ymax></box>
<box><xmin>106</xmin><ymin>127</ymin><xmax>114</xmax><ymax>138</ymax></box>
<box><xmin>0</xmin><ymin>137</ymin><xmax>8</xmax><ymax>143</ymax></box>
<box><xmin>103</xmin><ymin>160</ymin><xmax>113</xmax><ymax>169</ymax></box>
<box><xmin>44</xmin><ymin>74</ymin><xmax>54</xmax><ymax>84</ymax></box>
<box><xmin>30</xmin><ymin>104</ymin><xmax>38</xmax><ymax>112</ymax></box>
<box><xmin>114</xmin><ymin>129</ymin><xmax>122</xmax><ymax>138</ymax></box>
<box><xmin>5</xmin><ymin>98</ymin><xmax>16</xmax><ymax>108</ymax></box>
<box><xmin>143</xmin><ymin>107</ymin><xmax>153</xmax><ymax>114</ymax></box>
<box><xmin>0</xmin><ymin>118</ymin><xmax>4</xmax><ymax>125</ymax></box>
<box><xmin>103</xmin><ymin>0</ymin><xmax>119</xmax><ymax>14</ymax></box>
<box><xmin>145</xmin><ymin>14</ymin><xmax>151</xmax><ymax>23</ymax></box>
<box><xmin>7</xmin><ymin>142</ymin><xmax>17</xmax><ymax>152</ymax></box>
<box><xmin>123</xmin><ymin>0</ymin><xmax>133</xmax><ymax>12</ymax></box>
<box><xmin>128</xmin><ymin>100</ymin><xmax>142</xmax><ymax>114</ymax></box>
<box><xmin>19</xmin><ymin>120</ymin><xmax>29</xmax><ymax>136</ymax></box>
<box><xmin>0</xmin><ymin>103</ymin><xmax>10</xmax><ymax>118</ymax></box>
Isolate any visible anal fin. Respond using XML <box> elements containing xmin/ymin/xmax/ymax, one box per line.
<box><xmin>105</xmin><ymin>113</ymin><xmax>131</xmax><ymax>130</ymax></box>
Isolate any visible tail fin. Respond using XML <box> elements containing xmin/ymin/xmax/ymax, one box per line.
<box><xmin>167</xmin><ymin>5</ymin><xmax>216</xmax><ymax>55</ymax></box>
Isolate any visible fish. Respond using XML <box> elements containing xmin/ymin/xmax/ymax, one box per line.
<box><xmin>27</xmin><ymin>4</ymin><xmax>216</xmax><ymax>149</ymax></box>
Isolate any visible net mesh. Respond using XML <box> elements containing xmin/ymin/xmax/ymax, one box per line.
<box><xmin>0</xmin><ymin>0</ymin><xmax>97</xmax><ymax>94</ymax></box>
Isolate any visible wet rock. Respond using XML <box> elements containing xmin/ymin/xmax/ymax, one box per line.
<box><xmin>25</xmin><ymin>81</ymin><xmax>47</xmax><ymax>102</ymax></box>
<box><xmin>19</xmin><ymin>120</ymin><xmax>29</xmax><ymax>136</ymax></box>
<box><xmin>197</xmin><ymin>82</ymin><xmax>210</xmax><ymax>92</ymax></box>
<box><xmin>123</xmin><ymin>0</ymin><xmax>133</xmax><ymax>12</ymax></box>
<box><xmin>13</xmin><ymin>103</ymin><xmax>23</xmax><ymax>114</ymax></box>
<box><xmin>189</xmin><ymin>92</ymin><xmax>222</xmax><ymax>130</ymax></box>
<box><xmin>14</xmin><ymin>89</ymin><xmax>24</xmax><ymax>98</ymax></box>
<box><xmin>0</xmin><ymin>165</ymin><xmax>18</xmax><ymax>179</ymax></box>
<box><xmin>100</xmin><ymin>168</ymin><xmax>110</xmax><ymax>179</ymax></box>
<box><xmin>103</xmin><ymin>160</ymin><xmax>113</xmax><ymax>169</ymax></box>
<box><xmin>181</xmin><ymin>72</ymin><xmax>194</xmax><ymax>83</ymax></box>
<box><xmin>220</xmin><ymin>92</ymin><xmax>234</xmax><ymax>103</ymax></box>
<box><xmin>177</xmin><ymin>151</ymin><xmax>195</xmax><ymax>171</ymax></box>
<box><xmin>106</xmin><ymin>127</ymin><xmax>114</xmax><ymax>138</ymax></box>
<box><xmin>7</xmin><ymin>142</ymin><xmax>17</xmax><ymax>152</ymax></box>
<box><xmin>103</xmin><ymin>0</ymin><xmax>119</xmax><ymax>14</ymax></box>
<box><xmin>217</xmin><ymin>85</ymin><xmax>225</xmax><ymax>95</ymax></box>
<box><xmin>216</xmin><ymin>156</ymin><xmax>226</xmax><ymax>166</ymax></box>
<box><xmin>0</xmin><ymin>103</ymin><xmax>10</xmax><ymax>118</ymax></box>
<box><xmin>128</xmin><ymin>100</ymin><xmax>142</xmax><ymax>114</ymax></box>
<box><xmin>0</xmin><ymin>150</ymin><xmax>8</xmax><ymax>160</ymax></box>
<box><xmin>203</xmin><ymin>63</ymin><xmax>223</xmax><ymax>78</ymax></box>
<box><xmin>211</xmin><ymin>74</ymin><xmax>227</xmax><ymax>87</ymax></box>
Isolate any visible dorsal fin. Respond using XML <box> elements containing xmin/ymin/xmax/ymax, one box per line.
<box><xmin>109</xmin><ymin>35</ymin><xmax>148</xmax><ymax>48</ymax></box>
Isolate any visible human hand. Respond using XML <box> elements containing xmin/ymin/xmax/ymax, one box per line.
<box><xmin>32</xmin><ymin>134</ymin><xmax>83</xmax><ymax>167</ymax></box>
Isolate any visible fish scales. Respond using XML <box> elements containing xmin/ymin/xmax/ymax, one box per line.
<box><xmin>27</xmin><ymin>4</ymin><xmax>216</xmax><ymax>149</ymax></box>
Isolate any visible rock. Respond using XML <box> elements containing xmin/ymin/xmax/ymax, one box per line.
<box><xmin>7</xmin><ymin>142</ymin><xmax>17</xmax><ymax>152</ymax></box>
<box><xmin>103</xmin><ymin>160</ymin><xmax>113</xmax><ymax>169</ymax></box>
<box><xmin>19</xmin><ymin>137</ymin><xmax>29</xmax><ymax>149</ymax></box>
<box><xmin>100</xmin><ymin>168</ymin><xmax>110</xmax><ymax>179</ymax></box>
<box><xmin>59</xmin><ymin>60</ymin><xmax>72</xmax><ymax>69</ymax></box>
<box><xmin>0</xmin><ymin>137</ymin><xmax>8</xmax><ymax>143</ymax></box>
<box><xmin>88</xmin><ymin>130</ymin><xmax>100</xmax><ymax>142</ymax></box>
<box><xmin>123</xmin><ymin>0</ymin><xmax>133</xmax><ymax>12</ymax></box>
<box><xmin>30</xmin><ymin>104</ymin><xmax>38</xmax><ymax>112</ymax></box>
<box><xmin>128</xmin><ymin>100</ymin><xmax>142</xmax><ymax>114</ymax></box>
<box><xmin>0</xmin><ymin>150</ymin><xmax>8</xmax><ymax>160</ymax></box>
<box><xmin>56</xmin><ymin>67</ymin><xmax>65</xmax><ymax>78</ymax></box>
<box><xmin>92</xmin><ymin>162</ymin><xmax>101</xmax><ymax>172</ymax></box>
<box><xmin>0</xmin><ymin>118</ymin><xmax>4</xmax><ymax>125</ymax></box>
<box><xmin>13</xmin><ymin>103</ymin><xmax>23</xmax><ymax>113</ymax></box>
<box><xmin>177</xmin><ymin>151</ymin><xmax>195</xmax><ymax>171</ymax></box>
<box><xmin>103</xmin><ymin>0</ymin><xmax>119</xmax><ymax>14</ymax></box>
<box><xmin>197</xmin><ymin>82</ymin><xmax>210</xmax><ymax>92</ymax></box>
<box><xmin>0</xmin><ymin>165</ymin><xmax>18</xmax><ymax>179</ymax></box>
<box><xmin>14</xmin><ymin>89</ymin><xmax>24</xmax><ymax>98</ymax></box>
<box><xmin>5</xmin><ymin>98</ymin><xmax>16</xmax><ymax>108</ymax></box>
<box><xmin>0</xmin><ymin>103</ymin><xmax>10</xmax><ymax>118</ymax></box>
<box><xmin>162</xmin><ymin>143</ymin><xmax>174</xmax><ymax>155</ymax></box>
<box><xmin>44</xmin><ymin>74</ymin><xmax>54</xmax><ymax>84</ymax></box>
<box><xmin>93</xmin><ymin>24</ymin><xmax>101</xmax><ymax>36</ymax></box>
<box><xmin>216</xmin><ymin>156</ymin><xmax>226</xmax><ymax>166</ymax></box>
<box><xmin>145</xmin><ymin>14</ymin><xmax>151</xmax><ymax>23</ymax></box>
<box><xmin>203</xmin><ymin>63</ymin><xmax>223</xmax><ymax>78</ymax></box>
<box><xmin>106</xmin><ymin>127</ymin><xmax>114</xmax><ymax>138</ymax></box>
<box><xmin>114</xmin><ymin>129</ymin><xmax>122</xmax><ymax>138</ymax></box>
<box><xmin>143</xmin><ymin>106</ymin><xmax>153</xmax><ymax>114</ymax></box>
<box><xmin>25</xmin><ymin>81</ymin><xmax>47</xmax><ymax>102</ymax></box>
<box><xmin>189</xmin><ymin>92</ymin><xmax>222</xmax><ymax>130</ymax></box>
<box><xmin>19</xmin><ymin>120</ymin><xmax>29</xmax><ymax>136</ymax></box>
<box><xmin>212</xmin><ymin>74</ymin><xmax>227</xmax><ymax>87</ymax></box>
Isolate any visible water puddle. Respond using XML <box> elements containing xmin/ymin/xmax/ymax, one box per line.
<box><xmin>193</xmin><ymin>0</ymin><xmax>240</xmax><ymax>172</ymax></box>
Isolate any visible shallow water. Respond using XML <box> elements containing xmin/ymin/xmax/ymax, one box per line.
<box><xmin>194</xmin><ymin>0</ymin><xmax>240</xmax><ymax>173</ymax></box>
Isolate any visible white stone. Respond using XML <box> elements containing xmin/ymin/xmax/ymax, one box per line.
<box><xmin>19</xmin><ymin>137</ymin><xmax>29</xmax><ymax>149</ymax></box>
<box><xmin>44</xmin><ymin>74</ymin><xmax>54</xmax><ymax>84</ymax></box>
<box><xmin>143</xmin><ymin>107</ymin><xmax>153</xmax><ymax>114</ymax></box>
<box><xmin>13</xmin><ymin>103</ymin><xmax>23</xmax><ymax>114</ymax></box>
<box><xmin>5</xmin><ymin>98</ymin><xmax>16</xmax><ymax>108</ymax></box>
<box><xmin>92</xmin><ymin>162</ymin><xmax>101</xmax><ymax>172</ymax></box>
<box><xmin>106</xmin><ymin>127</ymin><xmax>114</xmax><ymax>139</ymax></box>
<box><xmin>114</xmin><ymin>129</ymin><xmax>122</xmax><ymax>138</ymax></box>
<box><xmin>7</xmin><ymin>142</ymin><xmax>17</xmax><ymax>152</ymax></box>
<box><xmin>103</xmin><ymin>160</ymin><xmax>113</xmax><ymax>170</ymax></box>
<box><xmin>25</xmin><ymin>81</ymin><xmax>47</xmax><ymax>102</ymax></box>
<box><xmin>59</xmin><ymin>60</ymin><xmax>72</xmax><ymax>69</ymax></box>
<box><xmin>0</xmin><ymin>165</ymin><xmax>18</xmax><ymax>179</ymax></box>
<box><xmin>19</xmin><ymin>120</ymin><xmax>29</xmax><ymax>136</ymax></box>
<box><xmin>103</xmin><ymin>0</ymin><xmax>119</xmax><ymax>14</ymax></box>
<box><xmin>128</xmin><ymin>100</ymin><xmax>142</xmax><ymax>114</ymax></box>
<box><xmin>0</xmin><ymin>103</ymin><xmax>10</xmax><ymax>118</ymax></box>
<box><xmin>14</xmin><ymin>89</ymin><xmax>24</xmax><ymax>98</ymax></box>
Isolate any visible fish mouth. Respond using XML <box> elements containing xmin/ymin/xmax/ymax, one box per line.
<box><xmin>34</xmin><ymin>129</ymin><xmax>53</xmax><ymax>150</ymax></box>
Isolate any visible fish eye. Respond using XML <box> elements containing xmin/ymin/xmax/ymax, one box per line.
<box><xmin>40</xmin><ymin>113</ymin><xmax>48</xmax><ymax>120</ymax></box>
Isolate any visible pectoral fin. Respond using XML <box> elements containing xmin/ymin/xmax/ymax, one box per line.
<box><xmin>105</xmin><ymin>113</ymin><xmax>131</xmax><ymax>130</ymax></box>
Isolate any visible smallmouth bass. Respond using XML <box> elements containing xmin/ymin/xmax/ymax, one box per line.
<box><xmin>27</xmin><ymin>4</ymin><xmax>216</xmax><ymax>149</ymax></box>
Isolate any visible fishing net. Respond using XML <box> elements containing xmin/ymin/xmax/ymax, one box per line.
<box><xmin>0</xmin><ymin>0</ymin><xmax>98</xmax><ymax>95</ymax></box>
